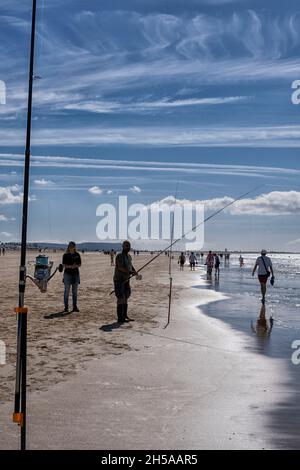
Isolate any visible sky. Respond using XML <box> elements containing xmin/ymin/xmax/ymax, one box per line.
<box><xmin>1</xmin><ymin>0</ymin><xmax>300</xmax><ymax>251</ymax></box>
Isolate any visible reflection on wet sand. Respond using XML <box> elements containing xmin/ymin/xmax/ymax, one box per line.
<box><xmin>251</xmin><ymin>304</ymin><xmax>274</xmax><ymax>339</ymax></box>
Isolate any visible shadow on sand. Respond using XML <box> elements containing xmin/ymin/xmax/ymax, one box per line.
<box><xmin>100</xmin><ymin>321</ymin><xmax>124</xmax><ymax>332</ymax></box>
<box><xmin>44</xmin><ymin>310</ymin><xmax>74</xmax><ymax>319</ymax></box>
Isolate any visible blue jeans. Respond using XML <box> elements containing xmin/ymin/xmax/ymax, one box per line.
<box><xmin>64</xmin><ymin>272</ymin><xmax>80</xmax><ymax>307</ymax></box>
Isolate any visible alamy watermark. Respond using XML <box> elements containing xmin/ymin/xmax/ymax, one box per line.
<box><xmin>291</xmin><ymin>340</ymin><xmax>300</xmax><ymax>365</ymax></box>
<box><xmin>0</xmin><ymin>340</ymin><xmax>6</xmax><ymax>365</ymax></box>
<box><xmin>96</xmin><ymin>196</ymin><xmax>204</xmax><ymax>250</ymax></box>
<box><xmin>0</xmin><ymin>80</ymin><xmax>6</xmax><ymax>105</ymax></box>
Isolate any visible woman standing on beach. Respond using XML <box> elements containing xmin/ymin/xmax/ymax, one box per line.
<box><xmin>62</xmin><ymin>241</ymin><xmax>81</xmax><ymax>313</ymax></box>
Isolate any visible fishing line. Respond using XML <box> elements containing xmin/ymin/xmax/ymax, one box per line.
<box><xmin>109</xmin><ymin>184</ymin><xmax>265</xmax><ymax>295</ymax></box>
<box><xmin>128</xmin><ymin>327</ymin><xmax>239</xmax><ymax>356</ymax></box>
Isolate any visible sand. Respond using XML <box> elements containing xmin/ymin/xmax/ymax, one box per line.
<box><xmin>0</xmin><ymin>251</ymin><xmax>293</xmax><ymax>449</ymax></box>
<box><xmin>0</xmin><ymin>251</ymin><xmax>181</xmax><ymax>402</ymax></box>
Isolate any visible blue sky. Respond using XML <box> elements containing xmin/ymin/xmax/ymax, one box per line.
<box><xmin>1</xmin><ymin>0</ymin><xmax>300</xmax><ymax>250</ymax></box>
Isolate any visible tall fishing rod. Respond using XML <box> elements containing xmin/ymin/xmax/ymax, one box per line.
<box><xmin>164</xmin><ymin>183</ymin><xmax>179</xmax><ymax>329</ymax></box>
<box><xmin>109</xmin><ymin>184</ymin><xmax>264</xmax><ymax>295</ymax></box>
<box><xmin>13</xmin><ymin>0</ymin><xmax>37</xmax><ymax>451</ymax></box>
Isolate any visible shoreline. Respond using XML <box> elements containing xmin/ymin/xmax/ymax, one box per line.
<box><xmin>198</xmin><ymin>265</ymin><xmax>300</xmax><ymax>449</ymax></box>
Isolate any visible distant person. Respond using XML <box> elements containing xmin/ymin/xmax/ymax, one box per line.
<box><xmin>62</xmin><ymin>241</ymin><xmax>81</xmax><ymax>313</ymax></box>
<box><xmin>239</xmin><ymin>255</ymin><xmax>244</xmax><ymax>269</ymax></box>
<box><xmin>114</xmin><ymin>240</ymin><xmax>137</xmax><ymax>323</ymax></box>
<box><xmin>205</xmin><ymin>251</ymin><xmax>214</xmax><ymax>277</ymax></box>
<box><xmin>189</xmin><ymin>252</ymin><xmax>197</xmax><ymax>271</ymax></box>
<box><xmin>178</xmin><ymin>252</ymin><xmax>186</xmax><ymax>271</ymax></box>
<box><xmin>110</xmin><ymin>249</ymin><xmax>116</xmax><ymax>266</ymax></box>
<box><xmin>224</xmin><ymin>249</ymin><xmax>230</xmax><ymax>266</ymax></box>
<box><xmin>252</xmin><ymin>249</ymin><xmax>274</xmax><ymax>304</ymax></box>
<box><xmin>214</xmin><ymin>253</ymin><xmax>220</xmax><ymax>276</ymax></box>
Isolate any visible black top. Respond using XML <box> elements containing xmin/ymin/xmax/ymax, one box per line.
<box><xmin>63</xmin><ymin>252</ymin><xmax>81</xmax><ymax>275</ymax></box>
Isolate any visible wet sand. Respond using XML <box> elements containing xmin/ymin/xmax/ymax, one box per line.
<box><xmin>0</xmin><ymin>254</ymin><xmax>294</xmax><ymax>449</ymax></box>
<box><xmin>199</xmin><ymin>261</ymin><xmax>300</xmax><ymax>449</ymax></box>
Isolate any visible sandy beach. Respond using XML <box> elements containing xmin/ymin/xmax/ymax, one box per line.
<box><xmin>0</xmin><ymin>251</ymin><xmax>183</xmax><ymax>402</ymax></box>
<box><xmin>0</xmin><ymin>251</ymin><xmax>296</xmax><ymax>449</ymax></box>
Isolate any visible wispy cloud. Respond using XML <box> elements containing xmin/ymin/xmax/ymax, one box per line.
<box><xmin>3</xmin><ymin>124</ymin><xmax>300</xmax><ymax>147</ymax></box>
<box><xmin>64</xmin><ymin>96</ymin><xmax>248</xmax><ymax>114</ymax></box>
<box><xmin>2</xmin><ymin>8</ymin><xmax>300</xmax><ymax>123</ymax></box>
<box><xmin>1</xmin><ymin>154</ymin><xmax>299</xmax><ymax>178</ymax></box>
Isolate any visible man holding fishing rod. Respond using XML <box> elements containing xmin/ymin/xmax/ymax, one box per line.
<box><xmin>114</xmin><ymin>240</ymin><xmax>138</xmax><ymax>323</ymax></box>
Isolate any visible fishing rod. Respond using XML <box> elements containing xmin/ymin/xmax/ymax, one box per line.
<box><xmin>109</xmin><ymin>184</ymin><xmax>264</xmax><ymax>295</ymax></box>
<box><xmin>164</xmin><ymin>183</ymin><xmax>179</xmax><ymax>329</ymax></box>
<box><xmin>13</xmin><ymin>0</ymin><xmax>37</xmax><ymax>451</ymax></box>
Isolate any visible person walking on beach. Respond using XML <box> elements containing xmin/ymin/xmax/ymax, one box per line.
<box><xmin>62</xmin><ymin>241</ymin><xmax>81</xmax><ymax>313</ymax></box>
<box><xmin>205</xmin><ymin>251</ymin><xmax>214</xmax><ymax>277</ymax></box>
<box><xmin>189</xmin><ymin>252</ymin><xmax>197</xmax><ymax>271</ymax></box>
<box><xmin>114</xmin><ymin>240</ymin><xmax>137</xmax><ymax>323</ymax></box>
<box><xmin>252</xmin><ymin>249</ymin><xmax>274</xmax><ymax>304</ymax></box>
<box><xmin>239</xmin><ymin>255</ymin><xmax>244</xmax><ymax>269</ymax></box>
<box><xmin>214</xmin><ymin>253</ymin><xmax>220</xmax><ymax>277</ymax></box>
<box><xmin>178</xmin><ymin>252</ymin><xmax>186</xmax><ymax>270</ymax></box>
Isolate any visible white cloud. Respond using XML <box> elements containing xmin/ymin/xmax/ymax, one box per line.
<box><xmin>88</xmin><ymin>185</ymin><xmax>103</xmax><ymax>195</ymax></box>
<box><xmin>130</xmin><ymin>185</ymin><xmax>142</xmax><ymax>193</ymax></box>
<box><xmin>151</xmin><ymin>191</ymin><xmax>300</xmax><ymax>216</ymax></box>
<box><xmin>107</xmin><ymin>190</ymin><xmax>113</xmax><ymax>194</ymax></box>
<box><xmin>0</xmin><ymin>184</ymin><xmax>36</xmax><ymax>205</ymax></box>
<box><xmin>34</xmin><ymin>178</ymin><xmax>55</xmax><ymax>186</ymax></box>
<box><xmin>0</xmin><ymin>214</ymin><xmax>15</xmax><ymax>221</ymax></box>
<box><xmin>0</xmin><ymin>231</ymin><xmax>12</xmax><ymax>237</ymax></box>
<box><xmin>287</xmin><ymin>238</ymin><xmax>300</xmax><ymax>247</ymax></box>
<box><xmin>231</xmin><ymin>191</ymin><xmax>300</xmax><ymax>216</ymax></box>
<box><xmin>0</xmin><ymin>185</ymin><xmax>23</xmax><ymax>205</ymax></box>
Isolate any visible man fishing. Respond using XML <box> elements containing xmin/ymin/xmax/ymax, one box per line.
<box><xmin>113</xmin><ymin>240</ymin><xmax>137</xmax><ymax>323</ymax></box>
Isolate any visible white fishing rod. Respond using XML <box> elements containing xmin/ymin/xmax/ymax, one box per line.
<box><xmin>164</xmin><ymin>183</ymin><xmax>179</xmax><ymax>329</ymax></box>
<box><xmin>109</xmin><ymin>184</ymin><xmax>264</xmax><ymax>295</ymax></box>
